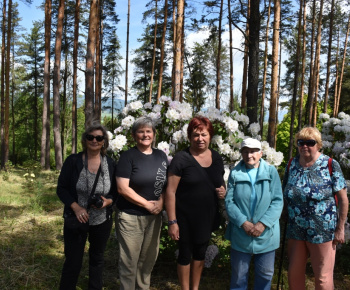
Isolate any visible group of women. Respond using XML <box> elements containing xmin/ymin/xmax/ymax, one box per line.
<box><xmin>57</xmin><ymin>116</ymin><xmax>348</xmax><ymax>290</ymax></box>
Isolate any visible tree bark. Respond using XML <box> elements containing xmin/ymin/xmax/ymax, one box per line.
<box><xmin>215</xmin><ymin>0</ymin><xmax>224</xmax><ymax>109</ymax></box>
<box><xmin>157</xmin><ymin>0</ymin><xmax>168</xmax><ymax>103</ymax></box>
<box><xmin>288</xmin><ymin>0</ymin><xmax>303</xmax><ymax>159</ymax></box>
<box><xmin>267</xmin><ymin>0</ymin><xmax>280</xmax><ymax>148</ymax></box>
<box><xmin>311</xmin><ymin>0</ymin><xmax>323</xmax><ymax>126</ymax></box>
<box><xmin>241</xmin><ymin>0</ymin><xmax>250</xmax><ymax>113</ymax></box>
<box><xmin>125</xmin><ymin>0</ymin><xmax>130</xmax><ymax>106</ymax></box>
<box><xmin>228</xmin><ymin>0</ymin><xmax>234</xmax><ymax>112</ymax></box>
<box><xmin>246</xmin><ymin>0</ymin><xmax>260</xmax><ymax>124</ymax></box>
<box><xmin>94</xmin><ymin>2</ymin><xmax>101</xmax><ymax>121</ymax></box>
<box><xmin>259</xmin><ymin>0</ymin><xmax>272</xmax><ymax>136</ymax></box>
<box><xmin>149</xmin><ymin>0</ymin><xmax>158</xmax><ymax>103</ymax></box>
<box><xmin>53</xmin><ymin>0</ymin><xmax>64</xmax><ymax>169</ymax></box>
<box><xmin>4</xmin><ymin>0</ymin><xmax>12</xmax><ymax>168</ymax></box>
<box><xmin>1</xmin><ymin>0</ymin><xmax>6</xmax><ymax>169</ymax></box>
<box><xmin>323</xmin><ymin>0</ymin><xmax>335</xmax><ymax>113</ymax></box>
<box><xmin>85</xmin><ymin>0</ymin><xmax>99</xmax><ymax>124</ymax></box>
<box><xmin>72</xmin><ymin>0</ymin><xmax>80</xmax><ymax>154</ymax></box>
<box><xmin>174</xmin><ymin>0</ymin><xmax>184</xmax><ymax>101</ymax></box>
<box><xmin>172</xmin><ymin>0</ymin><xmax>176</xmax><ymax>100</ymax></box>
<box><xmin>298</xmin><ymin>0</ymin><xmax>307</xmax><ymax>131</ymax></box>
<box><xmin>306</xmin><ymin>0</ymin><xmax>316</xmax><ymax>125</ymax></box>
<box><xmin>334</xmin><ymin>13</ymin><xmax>350</xmax><ymax>117</ymax></box>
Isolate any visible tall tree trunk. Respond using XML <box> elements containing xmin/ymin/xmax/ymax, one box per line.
<box><xmin>288</xmin><ymin>0</ymin><xmax>303</xmax><ymax>159</ymax></box>
<box><xmin>241</xmin><ymin>0</ymin><xmax>250</xmax><ymax>113</ymax></box>
<box><xmin>311</xmin><ymin>0</ymin><xmax>324</xmax><ymax>126</ymax></box>
<box><xmin>1</xmin><ymin>0</ymin><xmax>6</xmax><ymax>169</ymax></box>
<box><xmin>180</xmin><ymin>11</ymin><xmax>185</xmax><ymax>102</ymax></box>
<box><xmin>298</xmin><ymin>0</ymin><xmax>307</xmax><ymax>131</ymax></box>
<box><xmin>215</xmin><ymin>0</ymin><xmax>224</xmax><ymax>109</ymax></box>
<box><xmin>4</xmin><ymin>0</ymin><xmax>12</xmax><ymax>167</ymax></box>
<box><xmin>41</xmin><ymin>0</ymin><xmax>51</xmax><ymax>169</ymax></box>
<box><xmin>172</xmin><ymin>0</ymin><xmax>176</xmax><ymax>100</ymax></box>
<box><xmin>334</xmin><ymin>13</ymin><xmax>350</xmax><ymax>117</ymax></box>
<box><xmin>157</xmin><ymin>0</ymin><xmax>168</xmax><ymax>103</ymax></box>
<box><xmin>85</xmin><ymin>0</ymin><xmax>99</xmax><ymax>123</ymax></box>
<box><xmin>53</xmin><ymin>0</ymin><xmax>64</xmax><ymax>169</ymax></box>
<box><xmin>94</xmin><ymin>2</ymin><xmax>101</xmax><ymax>121</ymax></box>
<box><xmin>259</xmin><ymin>0</ymin><xmax>272</xmax><ymax>135</ymax></box>
<box><xmin>11</xmin><ymin>36</ymin><xmax>15</xmax><ymax>164</ymax></box>
<box><xmin>306</xmin><ymin>0</ymin><xmax>316</xmax><ymax>125</ymax></box>
<box><xmin>72</xmin><ymin>0</ymin><xmax>80</xmax><ymax>154</ymax></box>
<box><xmin>323</xmin><ymin>0</ymin><xmax>335</xmax><ymax>113</ymax></box>
<box><xmin>149</xmin><ymin>0</ymin><xmax>158</xmax><ymax>103</ymax></box>
<box><xmin>246</xmin><ymin>0</ymin><xmax>260</xmax><ymax>124</ymax></box>
<box><xmin>174</xmin><ymin>0</ymin><xmax>184</xmax><ymax>101</ymax></box>
<box><xmin>228</xmin><ymin>0</ymin><xmax>234</xmax><ymax>112</ymax></box>
<box><xmin>125</xmin><ymin>0</ymin><xmax>130</xmax><ymax>106</ymax></box>
<box><xmin>333</xmin><ymin>30</ymin><xmax>340</xmax><ymax>117</ymax></box>
<box><xmin>267</xmin><ymin>0</ymin><xmax>280</xmax><ymax>148</ymax></box>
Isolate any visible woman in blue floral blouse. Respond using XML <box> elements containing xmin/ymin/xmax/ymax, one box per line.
<box><xmin>283</xmin><ymin>127</ymin><xmax>348</xmax><ymax>290</ymax></box>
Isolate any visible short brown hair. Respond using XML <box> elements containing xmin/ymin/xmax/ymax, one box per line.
<box><xmin>81</xmin><ymin>122</ymin><xmax>109</xmax><ymax>155</ymax></box>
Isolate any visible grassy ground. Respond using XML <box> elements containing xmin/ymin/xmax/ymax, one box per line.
<box><xmin>0</xmin><ymin>168</ymin><xmax>349</xmax><ymax>289</ymax></box>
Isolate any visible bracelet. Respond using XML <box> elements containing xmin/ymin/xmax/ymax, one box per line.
<box><xmin>168</xmin><ymin>219</ymin><xmax>177</xmax><ymax>226</ymax></box>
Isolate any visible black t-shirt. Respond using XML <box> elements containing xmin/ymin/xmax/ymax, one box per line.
<box><xmin>116</xmin><ymin>146</ymin><xmax>168</xmax><ymax>215</ymax></box>
<box><xmin>168</xmin><ymin>148</ymin><xmax>224</xmax><ymax>243</ymax></box>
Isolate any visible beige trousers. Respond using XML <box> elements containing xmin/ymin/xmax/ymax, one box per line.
<box><xmin>116</xmin><ymin>210</ymin><xmax>162</xmax><ymax>290</ymax></box>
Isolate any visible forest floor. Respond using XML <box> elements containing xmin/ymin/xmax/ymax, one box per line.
<box><xmin>0</xmin><ymin>168</ymin><xmax>349</xmax><ymax>289</ymax></box>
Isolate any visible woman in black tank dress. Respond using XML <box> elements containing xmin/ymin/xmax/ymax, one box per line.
<box><xmin>165</xmin><ymin>116</ymin><xmax>226</xmax><ymax>290</ymax></box>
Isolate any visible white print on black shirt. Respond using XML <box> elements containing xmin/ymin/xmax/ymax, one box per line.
<box><xmin>154</xmin><ymin>161</ymin><xmax>167</xmax><ymax>197</ymax></box>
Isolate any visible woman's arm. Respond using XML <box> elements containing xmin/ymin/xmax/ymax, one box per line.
<box><xmin>334</xmin><ymin>188</ymin><xmax>349</xmax><ymax>244</ymax></box>
<box><xmin>165</xmin><ymin>173</ymin><xmax>181</xmax><ymax>240</ymax></box>
<box><xmin>117</xmin><ymin>177</ymin><xmax>160</xmax><ymax>214</ymax></box>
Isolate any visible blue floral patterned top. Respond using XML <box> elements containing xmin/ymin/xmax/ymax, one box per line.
<box><xmin>283</xmin><ymin>154</ymin><xmax>346</xmax><ymax>244</ymax></box>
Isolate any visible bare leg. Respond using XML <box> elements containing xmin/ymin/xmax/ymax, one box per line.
<box><xmin>190</xmin><ymin>260</ymin><xmax>204</xmax><ymax>290</ymax></box>
<box><xmin>178</xmin><ymin>263</ymin><xmax>190</xmax><ymax>290</ymax></box>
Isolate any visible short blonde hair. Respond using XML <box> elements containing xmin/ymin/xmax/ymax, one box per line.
<box><xmin>295</xmin><ymin>127</ymin><xmax>322</xmax><ymax>149</ymax></box>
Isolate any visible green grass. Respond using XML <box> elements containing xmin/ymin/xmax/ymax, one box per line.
<box><xmin>0</xmin><ymin>168</ymin><xmax>349</xmax><ymax>289</ymax></box>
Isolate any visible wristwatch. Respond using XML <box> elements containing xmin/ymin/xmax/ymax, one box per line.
<box><xmin>168</xmin><ymin>219</ymin><xmax>177</xmax><ymax>226</ymax></box>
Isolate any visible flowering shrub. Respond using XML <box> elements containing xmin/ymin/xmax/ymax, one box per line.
<box><xmin>319</xmin><ymin>112</ymin><xmax>350</xmax><ymax>170</ymax></box>
<box><xmin>108</xmin><ymin>97</ymin><xmax>284</xmax><ymax>176</ymax></box>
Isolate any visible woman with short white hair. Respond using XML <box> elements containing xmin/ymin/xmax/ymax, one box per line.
<box><xmin>225</xmin><ymin>138</ymin><xmax>283</xmax><ymax>290</ymax></box>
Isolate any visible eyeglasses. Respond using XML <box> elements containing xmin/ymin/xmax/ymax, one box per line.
<box><xmin>297</xmin><ymin>139</ymin><xmax>317</xmax><ymax>147</ymax></box>
<box><xmin>86</xmin><ymin>134</ymin><xmax>104</xmax><ymax>142</ymax></box>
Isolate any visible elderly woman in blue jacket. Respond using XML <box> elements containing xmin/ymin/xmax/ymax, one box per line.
<box><xmin>225</xmin><ymin>138</ymin><xmax>283</xmax><ymax>290</ymax></box>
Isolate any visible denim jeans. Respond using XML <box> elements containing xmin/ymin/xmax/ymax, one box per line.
<box><xmin>230</xmin><ymin>248</ymin><xmax>275</xmax><ymax>290</ymax></box>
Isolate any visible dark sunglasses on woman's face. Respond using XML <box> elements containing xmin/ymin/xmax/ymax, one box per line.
<box><xmin>86</xmin><ymin>134</ymin><xmax>104</xmax><ymax>142</ymax></box>
<box><xmin>297</xmin><ymin>139</ymin><xmax>317</xmax><ymax>147</ymax></box>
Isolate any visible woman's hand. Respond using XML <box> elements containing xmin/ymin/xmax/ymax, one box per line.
<box><xmin>242</xmin><ymin>221</ymin><xmax>254</xmax><ymax>235</ymax></box>
<box><xmin>216</xmin><ymin>185</ymin><xmax>226</xmax><ymax>199</ymax></box>
<box><xmin>71</xmin><ymin>202</ymin><xmax>89</xmax><ymax>223</ymax></box>
<box><xmin>146</xmin><ymin>199</ymin><xmax>163</xmax><ymax>215</ymax></box>
<box><xmin>168</xmin><ymin>223</ymin><xmax>180</xmax><ymax>240</ymax></box>
<box><xmin>249</xmin><ymin>222</ymin><xmax>266</xmax><ymax>237</ymax></box>
<box><xmin>100</xmin><ymin>196</ymin><xmax>113</xmax><ymax>208</ymax></box>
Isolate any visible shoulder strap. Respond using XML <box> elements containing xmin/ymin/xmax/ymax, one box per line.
<box><xmin>328</xmin><ymin>157</ymin><xmax>333</xmax><ymax>176</ymax></box>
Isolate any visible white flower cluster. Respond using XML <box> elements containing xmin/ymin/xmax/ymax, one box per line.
<box><xmin>109</xmin><ymin>134</ymin><xmax>127</xmax><ymax>152</ymax></box>
<box><xmin>320</xmin><ymin>111</ymin><xmax>350</xmax><ymax>169</ymax></box>
<box><xmin>109</xmin><ymin>98</ymin><xmax>284</xmax><ymax>168</ymax></box>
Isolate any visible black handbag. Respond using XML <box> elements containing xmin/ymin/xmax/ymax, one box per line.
<box><xmin>64</xmin><ymin>164</ymin><xmax>102</xmax><ymax>230</ymax></box>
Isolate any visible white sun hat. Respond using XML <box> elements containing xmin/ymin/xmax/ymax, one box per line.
<box><xmin>240</xmin><ymin>138</ymin><xmax>262</xmax><ymax>152</ymax></box>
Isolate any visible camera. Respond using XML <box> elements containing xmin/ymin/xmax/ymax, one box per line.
<box><xmin>88</xmin><ymin>194</ymin><xmax>104</xmax><ymax>209</ymax></box>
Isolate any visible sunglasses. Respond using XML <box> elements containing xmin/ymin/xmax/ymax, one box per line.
<box><xmin>86</xmin><ymin>134</ymin><xmax>104</xmax><ymax>142</ymax></box>
<box><xmin>297</xmin><ymin>139</ymin><xmax>317</xmax><ymax>147</ymax></box>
